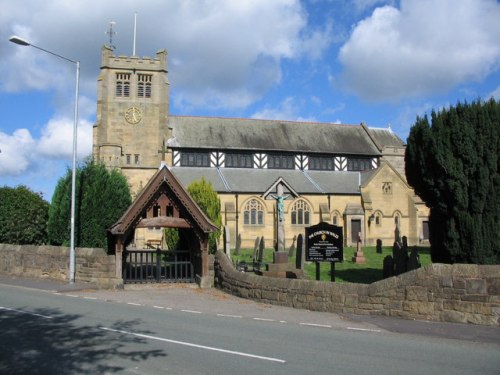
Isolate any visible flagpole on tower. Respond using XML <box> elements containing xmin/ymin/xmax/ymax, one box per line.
<box><xmin>133</xmin><ymin>12</ymin><xmax>137</xmax><ymax>56</ymax></box>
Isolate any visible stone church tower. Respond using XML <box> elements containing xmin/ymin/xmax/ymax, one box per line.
<box><xmin>92</xmin><ymin>45</ymin><xmax>170</xmax><ymax>196</ymax></box>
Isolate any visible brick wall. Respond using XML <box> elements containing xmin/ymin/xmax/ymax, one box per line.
<box><xmin>214</xmin><ymin>251</ymin><xmax>500</xmax><ymax>326</ymax></box>
<box><xmin>0</xmin><ymin>244</ymin><xmax>121</xmax><ymax>288</ymax></box>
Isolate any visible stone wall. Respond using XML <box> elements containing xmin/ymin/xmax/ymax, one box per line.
<box><xmin>214</xmin><ymin>251</ymin><xmax>500</xmax><ymax>326</ymax></box>
<box><xmin>0</xmin><ymin>244</ymin><xmax>121</xmax><ymax>288</ymax></box>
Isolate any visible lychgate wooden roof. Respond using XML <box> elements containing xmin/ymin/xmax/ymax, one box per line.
<box><xmin>109</xmin><ymin>165</ymin><xmax>218</xmax><ymax>242</ymax></box>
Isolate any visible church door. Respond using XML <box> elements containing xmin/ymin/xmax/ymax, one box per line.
<box><xmin>351</xmin><ymin>219</ymin><xmax>361</xmax><ymax>243</ymax></box>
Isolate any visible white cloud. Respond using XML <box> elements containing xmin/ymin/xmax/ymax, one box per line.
<box><xmin>38</xmin><ymin>118</ymin><xmax>93</xmax><ymax>160</ymax></box>
<box><xmin>0</xmin><ymin>0</ymin><xmax>331</xmax><ymax>111</ymax></box>
<box><xmin>338</xmin><ymin>0</ymin><xmax>500</xmax><ymax>101</ymax></box>
<box><xmin>251</xmin><ymin>97</ymin><xmax>317</xmax><ymax>122</ymax></box>
<box><xmin>487</xmin><ymin>86</ymin><xmax>500</xmax><ymax>101</ymax></box>
<box><xmin>0</xmin><ymin>129</ymin><xmax>35</xmax><ymax>176</ymax></box>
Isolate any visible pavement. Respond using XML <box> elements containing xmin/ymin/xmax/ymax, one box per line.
<box><xmin>1</xmin><ymin>274</ymin><xmax>499</xmax><ymax>345</ymax></box>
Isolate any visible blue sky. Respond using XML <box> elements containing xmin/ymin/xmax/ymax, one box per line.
<box><xmin>1</xmin><ymin>0</ymin><xmax>499</xmax><ymax>202</ymax></box>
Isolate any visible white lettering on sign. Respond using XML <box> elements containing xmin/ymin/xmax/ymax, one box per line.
<box><xmin>308</xmin><ymin>230</ymin><xmax>339</xmax><ymax>239</ymax></box>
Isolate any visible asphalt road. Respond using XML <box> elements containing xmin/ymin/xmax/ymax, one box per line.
<box><xmin>0</xmin><ymin>277</ymin><xmax>499</xmax><ymax>374</ymax></box>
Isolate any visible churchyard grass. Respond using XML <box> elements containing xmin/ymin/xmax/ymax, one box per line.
<box><xmin>230</xmin><ymin>246</ymin><xmax>431</xmax><ymax>284</ymax></box>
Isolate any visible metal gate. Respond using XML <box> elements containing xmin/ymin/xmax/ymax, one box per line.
<box><xmin>123</xmin><ymin>249</ymin><xmax>194</xmax><ymax>284</ymax></box>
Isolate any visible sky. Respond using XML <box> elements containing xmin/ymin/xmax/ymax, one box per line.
<box><xmin>1</xmin><ymin>0</ymin><xmax>499</xmax><ymax>202</ymax></box>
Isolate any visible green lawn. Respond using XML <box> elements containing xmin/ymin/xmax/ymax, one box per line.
<box><xmin>230</xmin><ymin>246</ymin><xmax>432</xmax><ymax>284</ymax></box>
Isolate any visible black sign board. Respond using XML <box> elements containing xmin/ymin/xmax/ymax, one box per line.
<box><xmin>305</xmin><ymin>222</ymin><xmax>343</xmax><ymax>263</ymax></box>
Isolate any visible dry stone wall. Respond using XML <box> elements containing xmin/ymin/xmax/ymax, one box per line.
<box><xmin>214</xmin><ymin>251</ymin><xmax>500</xmax><ymax>326</ymax></box>
<box><xmin>0</xmin><ymin>244</ymin><xmax>121</xmax><ymax>288</ymax></box>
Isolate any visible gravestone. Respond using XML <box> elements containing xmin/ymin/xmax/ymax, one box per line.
<box><xmin>235</xmin><ymin>233</ymin><xmax>241</xmax><ymax>256</ymax></box>
<box><xmin>407</xmin><ymin>247</ymin><xmax>421</xmax><ymax>271</ymax></box>
<box><xmin>253</xmin><ymin>237</ymin><xmax>260</xmax><ymax>263</ymax></box>
<box><xmin>393</xmin><ymin>241</ymin><xmax>408</xmax><ymax>276</ymax></box>
<box><xmin>352</xmin><ymin>233</ymin><xmax>366</xmax><ymax>263</ymax></box>
<box><xmin>223</xmin><ymin>226</ymin><xmax>231</xmax><ymax>261</ymax></box>
<box><xmin>288</xmin><ymin>235</ymin><xmax>296</xmax><ymax>258</ymax></box>
<box><xmin>376</xmin><ymin>239</ymin><xmax>383</xmax><ymax>254</ymax></box>
<box><xmin>258</xmin><ymin>237</ymin><xmax>265</xmax><ymax>265</ymax></box>
<box><xmin>296</xmin><ymin>234</ymin><xmax>304</xmax><ymax>270</ymax></box>
<box><xmin>383</xmin><ymin>255</ymin><xmax>394</xmax><ymax>278</ymax></box>
<box><xmin>394</xmin><ymin>224</ymin><xmax>402</xmax><ymax>246</ymax></box>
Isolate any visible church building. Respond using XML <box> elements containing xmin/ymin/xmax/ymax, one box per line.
<box><xmin>93</xmin><ymin>45</ymin><xmax>429</xmax><ymax>250</ymax></box>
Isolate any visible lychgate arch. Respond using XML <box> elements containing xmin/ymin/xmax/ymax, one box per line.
<box><xmin>108</xmin><ymin>166</ymin><xmax>218</xmax><ymax>287</ymax></box>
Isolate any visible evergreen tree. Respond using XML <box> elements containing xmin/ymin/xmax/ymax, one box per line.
<box><xmin>48</xmin><ymin>160</ymin><xmax>131</xmax><ymax>249</ymax></box>
<box><xmin>0</xmin><ymin>185</ymin><xmax>49</xmax><ymax>245</ymax></box>
<box><xmin>187</xmin><ymin>178</ymin><xmax>222</xmax><ymax>253</ymax></box>
<box><xmin>405</xmin><ymin>99</ymin><xmax>499</xmax><ymax>264</ymax></box>
<box><xmin>47</xmin><ymin>169</ymin><xmax>76</xmax><ymax>246</ymax></box>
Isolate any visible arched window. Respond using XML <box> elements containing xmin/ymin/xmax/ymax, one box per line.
<box><xmin>243</xmin><ymin>199</ymin><xmax>264</xmax><ymax>225</ymax></box>
<box><xmin>394</xmin><ymin>212</ymin><xmax>401</xmax><ymax>226</ymax></box>
<box><xmin>291</xmin><ymin>200</ymin><xmax>310</xmax><ymax>225</ymax></box>
<box><xmin>332</xmin><ymin>211</ymin><xmax>342</xmax><ymax>226</ymax></box>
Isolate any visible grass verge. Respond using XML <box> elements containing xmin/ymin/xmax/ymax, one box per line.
<box><xmin>230</xmin><ymin>246</ymin><xmax>431</xmax><ymax>284</ymax></box>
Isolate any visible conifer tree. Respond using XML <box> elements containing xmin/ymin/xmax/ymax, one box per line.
<box><xmin>48</xmin><ymin>160</ymin><xmax>131</xmax><ymax>249</ymax></box>
<box><xmin>187</xmin><ymin>178</ymin><xmax>222</xmax><ymax>253</ymax></box>
<box><xmin>405</xmin><ymin>99</ymin><xmax>499</xmax><ymax>264</ymax></box>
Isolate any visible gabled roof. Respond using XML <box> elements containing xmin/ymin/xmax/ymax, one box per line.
<box><xmin>361</xmin><ymin>123</ymin><xmax>405</xmax><ymax>151</ymax></box>
<box><xmin>167</xmin><ymin>116</ymin><xmax>399</xmax><ymax>155</ymax></box>
<box><xmin>262</xmin><ymin>177</ymin><xmax>299</xmax><ymax>199</ymax></box>
<box><xmin>109</xmin><ymin>166</ymin><xmax>218</xmax><ymax>237</ymax></box>
<box><xmin>360</xmin><ymin>161</ymin><xmax>410</xmax><ymax>189</ymax></box>
<box><xmin>171</xmin><ymin>167</ymin><xmax>362</xmax><ymax>195</ymax></box>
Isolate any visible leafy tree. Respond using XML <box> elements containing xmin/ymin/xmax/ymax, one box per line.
<box><xmin>0</xmin><ymin>185</ymin><xmax>49</xmax><ymax>245</ymax></box>
<box><xmin>405</xmin><ymin>99</ymin><xmax>499</xmax><ymax>264</ymax></box>
<box><xmin>48</xmin><ymin>160</ymin><xmax>131</xmax><ymax>249</ymax></box>
<box><xmin>187</xmin><ymin>178</ymin><xmax>222</xmax><ymax>253</ymax></box>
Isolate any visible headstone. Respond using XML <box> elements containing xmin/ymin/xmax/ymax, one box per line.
<box><xmin>394</xmin><ymin>224</ymin><xmax>402</xmax><ymax>246</ymax></box>
<box><xmin>288</xmin><ymin>235</ymin><xmax>296</xmax><ymax>258</ymax></box>
<box><xmin>296</xmin><ymin>234</ymin><xmax>304</xmax><ymax>270</ymax></box>
<box><xmin>407</xmin><ymin>247</ymin><xmax>421</xmax><ymax>271</ymax></box>
<box><xmin>393</xmin><ymin>241</ymin><xmax>408</xmax><ymax>275</ymax></box>
<box><xmin>376</xmin><ymin>238</ymin><xmax>383</xmax><ymax>254</ymax></box>
<box><xmin>258</xmin><ymin>236</ymin><xmax>265</xmax><ymax>265</ymax></box>
<box><xmin>383</xmin><ymin>255</ymin><xmax>394</xmax><ymax>278</ymax></box>
<box><xmin>351</xmin><ymin>233</ymin><xmax>366</xmax><ymax>263</ymax></box>
<box><xmin>223</xmin><ymin>226</ymin><xmax>231</xmax><ymax>260</ymax></box>
<box><xmin>235</xmin><ymin>233</ymin><xmax>241</xmax><ymax>256</ymax></box>
<box><xmin>253</xmin><ymin>237</ymin><xmax>260</xmax><ymax>263</ymax></box>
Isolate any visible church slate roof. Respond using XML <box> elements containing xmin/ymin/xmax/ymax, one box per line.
<box><xmin>168</xmin><ymin>116</ymin><xmax>393</xmax><ymax>155</ymax></box>
<box><xmin>171</xmin><ymin>167</ymin><xmax>362</xmax><ymax>195</ymax></box>
<box><xmin>364</xmin><ymin>126</ymin><xmax>405</xmax><ymax>150</ymax></box>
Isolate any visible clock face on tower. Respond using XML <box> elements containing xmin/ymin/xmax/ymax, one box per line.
<box><xmin>125</xmin><ymin>106</ymin><xmax>142</xmax><ymax>124</ymax></box>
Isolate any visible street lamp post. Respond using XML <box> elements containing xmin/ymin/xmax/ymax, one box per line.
<box><xmin>9</xmin><ymin>35</ymin><xmax>79</xmax><ymax>283</ymax></box>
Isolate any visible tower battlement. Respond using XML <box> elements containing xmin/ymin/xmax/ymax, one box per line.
<box><xmin>100</xmin><ymin>45</ymin><xmax>167</xmax><ymax>72</ymax></box>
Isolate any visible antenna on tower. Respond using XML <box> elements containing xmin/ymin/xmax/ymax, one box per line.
<box><xmin>132</xmin><ymin>12</ymin><xmax>137</xmax><ymax>56</ymax></box>
<box><xmin>106</xmin><ymin>21</ymin><xmax>117</xmax><ymax>50</ymax></box>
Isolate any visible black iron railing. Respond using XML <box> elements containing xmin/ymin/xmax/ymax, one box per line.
<box><xmin>123</xmin><ymin>249</ymin><xmax>194</xmax><ymax>283</ymax></box>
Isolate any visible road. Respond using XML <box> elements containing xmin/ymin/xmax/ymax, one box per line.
<box><xmin>0</xmin><ymin>279</ymin><xmax>499</xmax><ymax>375</ymax></box>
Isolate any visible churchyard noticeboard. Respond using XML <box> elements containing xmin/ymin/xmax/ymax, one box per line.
<box><xmin>305</xmin><ymin>222</ymin><xmax>343</xmax><ymax>262</ymax></box>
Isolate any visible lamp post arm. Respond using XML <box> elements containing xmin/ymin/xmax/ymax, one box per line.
<box><xmin>29</xmin><ymin>44</ymin><xmax>78</xmax><ymax>65</ymax></box>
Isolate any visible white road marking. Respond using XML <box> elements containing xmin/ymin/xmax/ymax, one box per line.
<box><xmin>100</xmin><ymin>327</ymin><xmax>286</xmax><ymax>364</ymax></box>
<box><xmin>347</xmin><ymin>327</ymin><xmax>382</xmax><ymax>333</ymax></box>
<box><xmin>217</xmin><ymin>314</ymin><xmax>243</xmax><ymax>318</ymax></box>
<box><xmin>0</xmin><ymin>306</ymin><xmax>53</xmax><ymax>319</ymax></box>
<box><xmin>299</xmin><ymin>322</ymin><xmax>332</xmax><ymax>328</ymax></box>
<box><xmin>127</xmin><ymin>302</ymin><xmax>142</xmax><ymax>306</ymax></box>
<box><xmin>181</xmin><ymin>309</ymin><xmax>202</xmax><ymax>314</ymax></box>
<box><xmin>253</xmin><ymin>318</ymin><xmax>275</xmax><ymax>322</ymax></box>
<box><xmin>83</xmin><ymin>297</ymin><xmax>97</xmax><ymax>300</ymax></box>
